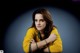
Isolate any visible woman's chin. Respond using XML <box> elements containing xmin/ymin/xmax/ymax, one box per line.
<box><xmin>37</xmin><ymin>29</ymin><xmax>43</xmax><ymax>31</ymax></box>
<box><xmin>37</xmin><ymin>29</ymin><xmax>42</xmax><ymax>31</ymax></box>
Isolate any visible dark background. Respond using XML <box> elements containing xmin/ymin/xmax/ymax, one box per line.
<box><xmin>0</xmin><ymin>0</ymin><xmax>80</xmax><ymax>51</ymax></box>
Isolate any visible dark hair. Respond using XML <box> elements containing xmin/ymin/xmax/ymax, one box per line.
<box><xmin>31</xmin><ymin>8</ymin><xmax>56</xmax><ymax>38</ymax></box>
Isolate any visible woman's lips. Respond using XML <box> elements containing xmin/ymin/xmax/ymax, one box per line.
<box><xmin>37</xmin><ymin>26</ymin><xmax>41</xmax><ymax>28</ymax></box>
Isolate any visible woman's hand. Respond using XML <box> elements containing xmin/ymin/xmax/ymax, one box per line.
<box><xmin>43</xmin><ymin>47</ymin><xmax>49</xmax><ymax>52</ymax></box>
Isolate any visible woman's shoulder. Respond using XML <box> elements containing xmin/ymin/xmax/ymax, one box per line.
<box><xmin>51</xmin><ymin>27</ymin><xmax>58</xmax><ymax>33</ymax></box>
<box><xmin>53</xmin><ymin>26</ymin><xmax>58</xmax><ymax>30</ymax></box>
<box><xmin>27</xmin><ymin>27</ymin><xmax>36</xmax><ymax>31</ymax></box>
<box><xmin>51</xmin><ymin>27</ymin><xmax>58</xmax><ymax>34</ymax></box>
<box><xmin>27</xmin><ymin>27</ymin><xmax>37</xmax><ymax>33</ymax></box>
<box><xmin>26</xmin><ymin>27</ymin><xmax>38</xmax><ymax>35</ymax></box>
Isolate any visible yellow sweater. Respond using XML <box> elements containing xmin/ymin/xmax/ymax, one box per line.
<box><xmin>23</xmin><ymin>27</ymin><xmax>63</xmax><ymax>53</ymax></box>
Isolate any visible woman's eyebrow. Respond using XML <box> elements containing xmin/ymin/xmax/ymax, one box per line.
<box><xmin>40</xmin><ymin>19</ymin><xmax>44</xmax><ymax>20</ymax></box>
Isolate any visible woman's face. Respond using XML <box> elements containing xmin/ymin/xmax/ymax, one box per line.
<box><xmin>35</xmin><ymin>14</ymin><xmax>46</xmax><ymax>31</ymax></box>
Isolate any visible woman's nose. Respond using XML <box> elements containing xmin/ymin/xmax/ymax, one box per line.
<box><xmin>37</xmin><ymin>21</ymin><xmax>40</xmax><ymax>25</ymax></box>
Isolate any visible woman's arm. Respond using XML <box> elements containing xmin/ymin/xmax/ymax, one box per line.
<box><xmin>43</xmin><ymin>32</ymin><xmax>62</xmax><ymax>53</ymax></box>
<box><xmin>31</xmin><ymin>39</ymin><xmax>47</xmax><ymax>52</ymax></box>
<box><xmin>31</xmin><ymin>33</ymin><xmax>56</xmax><ymax>52</ymax></box>
<box><xmin>43</xmin><ymin>27</ymin><xmax>63</xmax><ymax>53</ymax></box>
<box><xmin>43</xmin><ymin>34</ymin><xmax>57</xmax><ymax>52</ymax></box>
<box><xmin>23</xmin><ymin>28</ymin><xmax>57</xmax><ymax>53</ymax></box>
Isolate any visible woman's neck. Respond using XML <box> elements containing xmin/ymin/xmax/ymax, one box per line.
<box><xmin>39</xmin><ymin>30</ymin><xmax>44</xmax><ymax>34</ymax></box>
<box><xmin>39</xmin><ymin>30</ymin><xmax>45</xmax><ymax>39</ymax></box>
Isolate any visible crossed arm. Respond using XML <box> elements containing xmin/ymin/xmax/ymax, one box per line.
<box><xmin>30</xmin><ymin>34</ymin><xmax>56</xmax><ymax>52</ymax></box>
<box><xmin>23</xmin><ymin>28</ymin><xmax>62</xmax><ymax>53</ymax></box>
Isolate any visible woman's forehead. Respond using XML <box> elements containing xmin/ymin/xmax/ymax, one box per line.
<box><xmin>35</xmin><ymin>14</ymin><xmax>44</xmax><ymax>19</ymax></box>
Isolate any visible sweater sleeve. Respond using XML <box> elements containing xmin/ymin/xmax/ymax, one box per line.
<box><xmin>23</xmin><ymin>28</ymin><xmax>35</xmax><ymax>53</ymax></box>
<box><xmin>49</xmin><ymin>27</ymin><xmax>63</xmax><ymax>53</ymax></box>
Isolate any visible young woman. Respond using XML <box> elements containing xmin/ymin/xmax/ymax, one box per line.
<box><xmin>23</xmin><ymin>8</ymin><xmax>63</xmax><ymax>53</ymax></box>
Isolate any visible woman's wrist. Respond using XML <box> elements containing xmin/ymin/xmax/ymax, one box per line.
<box><xmin>45</xmin><ymin>39</ymin><xmax>47</xmax><ymax>44</ymax></box>
<box><xmin>45</xmin><ymin>38</ymin><xmax>50</xmax><ymax>44</ymax></box>
<box><xmin>36</xmin><ymin>43</ymin><xmax>38</xmax><ymax>49</ymax></box>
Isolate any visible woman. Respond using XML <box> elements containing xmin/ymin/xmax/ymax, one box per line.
<box><xmin>23</xmin><ymin>8</ymin><xmax>63</xmax><ymax>53</ymax></box>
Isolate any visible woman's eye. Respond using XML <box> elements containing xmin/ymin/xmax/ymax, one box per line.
<box><xmin>41</xmin><ymin>19</ymin><xmax>44</xmax><ymax>22</ymax></box>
